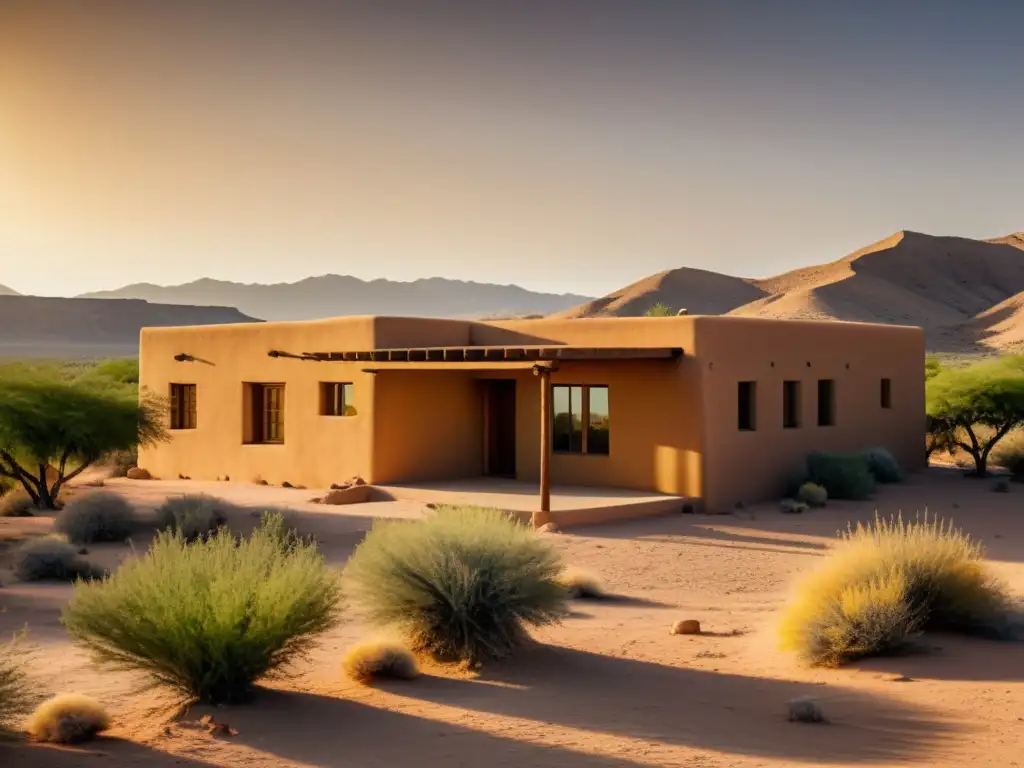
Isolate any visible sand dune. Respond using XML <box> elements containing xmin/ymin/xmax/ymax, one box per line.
<box><xmin>564</xmin><ymin>230</ymin><xmax>1024</xmax><ymax>352</ymax></box>
<box><xmin>0</xmin><ymin>284</ymin><xmax>19</xmax><ymax>296</ymax></box>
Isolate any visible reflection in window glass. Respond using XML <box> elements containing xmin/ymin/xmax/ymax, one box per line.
<box><xmin>587</xmin><ymin>386</ymin><xmax>610</xmax><ymax>454</ymax></box>
<box><xmin>552</xmin><ymin>385</ymin><xmax>583</xmax><ymax>453</ymax></box>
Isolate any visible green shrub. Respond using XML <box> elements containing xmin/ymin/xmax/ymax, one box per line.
<box><xmin>806</xmin><ymin>452</ymin><xmax>876</xmax><ymax>500</ymax></box>
<box><xmin>779</xmin><ymin>514</ymin><xmax>1015</xmax><ymax>666</ymax></box>
<box><xmin>13</xmin><ymin>536</ymin><xmax>103</xmax><ymax>582</ymax></box>
<box><xmin>0</xmin><ymin>631</ymin><xmax>33</xmax><ymax>733</ymax></box>
<box><xmin>154</xmin><ymin>494</ymin><xmax>233</xmax><ymax>541</ymax></box>
<box><xmin>54</xmin><ymin>491</ymin><xmax>137</xmax><ymax>544</ymax></box>
<box><xmin>796</xmin><ymin>482</ymin><xmax>828</xmax><ymax>507</ymax></box>
<box><xmin>62</xmin><ymin>513</ymin><xmax>341</xmax><ymax>704</ymax></box>
<box><xmin>991</xmin><ymin>431</ymin><xmax>1024</xmax><ymax>479</ymax></box>
<box><xmin>863</xmin><ymin>446</ymin><xmax>903</xmax><ymax>483</ymax></box>
<box><xmin>343</xmin><ymin>505</ymin><xmax>568</xmax><ymax>663</ymax></box>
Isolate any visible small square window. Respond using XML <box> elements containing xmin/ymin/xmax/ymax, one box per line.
<box><xmin>246</xmin><ymin>383</ymin><xmax>285</xmax><ymax>444</ymax></box>
<box><xmin>738</xmin><ymin>381</ymin><xmax>756</xmax><ymax>431</ymax></box>
<box><xmin>880</xmin><ymin>378</ymin><xmax>892</xmax><ymax>409</ymax></box>
<box><xmin>817</xmin><ymin>379</ymin><xmax>836</xmax><ymax>427</ymax></box>
<box><xmin>320</xmin><ymin>382</ymin><xmax>356</xmax><ymax>416</ymax></box>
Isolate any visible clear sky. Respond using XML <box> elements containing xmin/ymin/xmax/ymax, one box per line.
<box><xmin>1</xmin><ymin>0</ymin><xmax>1022</xmax><ymax>298</ymax></box>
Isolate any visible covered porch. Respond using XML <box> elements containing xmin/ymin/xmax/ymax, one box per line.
<box><xmin>374</xmin><ymin>477</ymin><xmax>686</xmax><ymax>528</ymax></box>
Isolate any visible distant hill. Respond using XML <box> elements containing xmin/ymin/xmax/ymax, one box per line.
<box><xmin>0</xmin><ymin>284</ymin><xmax>20</xmax><ymax>296</ymax></box>
<box><xmin>0</xmin><ymin>296</ymin><xmax>258</xmax><ymax>359</ymax></box>
<box><xmin>560</xmin><ymin>230</ymin><xmax>1024</xmax><ymax>353</ymax></box>
<box><xmin>78</xmin><ymin>276</ymin><xmax>592</xmax><ymax>321</ymax></box>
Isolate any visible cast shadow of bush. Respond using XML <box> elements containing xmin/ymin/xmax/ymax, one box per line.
<box><xmin>393</xmin><ymin>645</ymin><xmax>957</xmax><ymax>764</ymax></box>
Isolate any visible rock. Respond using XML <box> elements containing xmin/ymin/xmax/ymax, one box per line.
<box><xmin>282</xmin><ymin>481</ymin><xmax>293</xmax><ymax>488</ymax></box>
<box><xmin>322</xmin><ymin>485</ymin><xmax>372</xmax><ymax>505</ymax></box>
<box><xmin>208</xmin><ymin>722</ymin><xmax>237</xmax><ymax>737</ymax></box>
<box><xmin>670</xmin><ymin>619</ymin><xmax>701</xmax><ymax>635</ymax></box>
<box><xmin>537</xmin><ymin>522</ymin><xmax>560</xmax><ymax>534</ymax></box>
<box><xmin>126</xmin><ymin>467</ymin><xmax>151</xmax><ymax>480</ymax></box>
<box><xmin>888</xmin><ymin>674</ymin><xmax>915</xmax><ymax>682</ymax></box>
<box><xmin>788</xmin><ymin>696</ymin><xmax>826</xmax><ymax>723</ymax></box>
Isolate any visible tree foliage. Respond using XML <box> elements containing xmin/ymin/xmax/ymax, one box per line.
<box><xmin>926</xmin><ymin>356</ymin><xmax>1024</xmax><ymax>476</ymax></box>
<box><xmin>0</xmin><ymin>375</ymin><xmax>165</xmax><ymax>509</ymax></box>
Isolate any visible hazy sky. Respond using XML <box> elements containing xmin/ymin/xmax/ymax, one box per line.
<box><xmin>2</xmin><ymin>1</ymin><xmax>1023</xmax><ymax>298</ymax></box>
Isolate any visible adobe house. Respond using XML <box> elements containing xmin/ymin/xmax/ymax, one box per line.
<box><xmin>138</xmin><ymin>315</ymin><xmax>924</xmax><ymax>518</ymax></box>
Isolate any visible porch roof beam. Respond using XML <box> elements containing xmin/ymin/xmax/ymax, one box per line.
<box><xmin>306</xmin><ymin>345</ymin><xmax>683</xmax><ymax>363</ymax></box>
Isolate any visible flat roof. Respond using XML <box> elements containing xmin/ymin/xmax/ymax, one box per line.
<box><xmin>270</xmin><ymin>345</ymin><xmax>684</xmax><ymax>363</ymax></box>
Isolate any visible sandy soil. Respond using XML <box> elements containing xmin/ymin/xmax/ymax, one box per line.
<box><xmin>1</xmin><ymin>468</ymin><xmax>1022</xmax><ymax>767</ymax></box>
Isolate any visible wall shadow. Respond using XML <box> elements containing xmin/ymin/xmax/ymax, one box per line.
<box><xmin>0</xmin><ymin>739</ymin><xmax>219</xmax><ymax>768</ymax></box>
<box><xmin>393</xmin><ymin>645</ymin><xmax>957</xmax><ymax>764</ymax></box>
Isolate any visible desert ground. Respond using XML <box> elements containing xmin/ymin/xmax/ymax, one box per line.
<box><xmin>1</xmin><ymin>468</ymin><xmax>1022</xmax><ymax>768</ymax></box>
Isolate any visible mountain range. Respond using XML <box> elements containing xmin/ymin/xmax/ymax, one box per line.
<box><xmin>557</xmin><ymin>230</ymin><xmax>1024</xmax><ymax>354</ymax></box>
<box><xmin>78</xmin><ymin>276</ymin><xmax>591</xmax><ymax>321</ymax></box>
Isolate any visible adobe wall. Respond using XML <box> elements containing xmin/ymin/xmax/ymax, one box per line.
<box><xmin>693</xmin><ymin>316</ymin><xmax>925</xmax><ymax>511</ymax></box>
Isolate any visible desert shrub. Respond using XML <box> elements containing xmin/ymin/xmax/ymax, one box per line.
<box><xmin>54</xmin><ymin>491</ymin><xmax>137</xmax><ymax>544</ymax></box>
<box><xmin>557</xmin><ymin>566</ymin><xmax>605</xmax><ymax>598</ymax></box>
<box><xmin>342</xmin><ymin>640</ymin><xmax>419</xmax><ymax>684</ymax></box>
<box><xmin>779</xmin><ymin>514</ymin><xmax>1014</xmax><ymax>666</ymax></box>
<box><xmin>0</xmin><ymin>488</ymin><xmax>35</xmax><ymax>517</ymax></box>
<box><xmin>104</xmin><ymin>448</ymin><xmax>138</xmax><ymax>478</ymax></box>
<box><xmin>991</xmin><ymin>431</ymin><xmax>1024</xmax><ymax>479</ymax></box>
<box><xmin>788</xmin><ymin>696</ymin><xmax>827</xmax><ymax>723</ymax></box>
<box><xmin>62</xmin><ymin>512</ymin><xmax>341</xmax><ymax>704</ymax></box>
<box><xmin>0</xmin><ymin>632</ymin><xmax>33</xmax><ymax>733</ymax></box>
<box><xmin>343</xmin><ymin>505</ymin><xmax>568</xmax><ymax>663</ymax></box>
<box><xmin>863</xmin><ymin>446</ymin><xmax>903</xmax><ymax>483</ymax></box>
<box><xmin>806</xmin><ymin>452</ymin><xmax>875</xmax><ymax>500</ymax></box>
<box><xmin>796</xmin><ymin>482</ymin><xmax>828</xmax><ymax>508</ymax></box>
<box><xmin>780</xmin><ymin>498</ymin><xmax>808</xmax><ymax>514</ymax></box>
<box><xmin>154</xmin><ymin>494</ymin><xmax>233</xmax><ymax>541</ymax></box>
<box><xmin>13</xmin><ymin>536</ymin><xmax>102</xmax><ymax>582</ymax></box>
<box><xmin>26</xmin><ymin>694</ymin><xmax>110</xmax><ymax>743</ymax></box>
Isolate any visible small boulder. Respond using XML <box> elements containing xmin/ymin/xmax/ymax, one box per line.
<box><xmin>322</xmin><ymin>485</ymin><xmax>372</xmax><ymax>505</ymax></box>
<box><xmin>537</xmin><ymin>522</ymin><xmax>560</xmax><ymax>534</ymax></box>
<box><xmin>125</xmin><ymin>467</ymin><xmax>151</xmax><ymax>480</ymax></box>
<box><xmin>282</xmin><ymin>481</ymin><xmax>294</xmax><ymax>488</ymax></box>
<box><xmin>670</xmin><ymin>619</ymin><xmax>701</xmax><ymax>636</ymax></box>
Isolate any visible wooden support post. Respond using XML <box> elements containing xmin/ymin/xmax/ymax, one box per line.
<box><xmin>533</xmin><ymin>367</ymin><xmax>552</xmax><ymax>528</ymax></box>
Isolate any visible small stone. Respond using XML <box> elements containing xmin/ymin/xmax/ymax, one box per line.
<box><xmin>670</xmin><ymin>619</ymin><xmax>701</xmax><ymax>635</ymax></box>
<box><xmin>282</xmin><ymin>481</ymin><xmax>293</xmax><ymax>488</ymax></box>
<box><xmin>126</xmin><ymin>467</ymin><xmax>151</xmax><ymax>480</ymax></box>
<box><xmin>788</xmin><ymin>696</ymin><xmax>827</xmax><ymax>723</ymax></box>
<box><xmin>888</xmin><ymin>674</ymin><xmax>914</xmax><ymax>682</ymax></box>
<box><xmin>537</xmin><ymin>523</ymin><xmax>560</xmax><ymax>534</ymax></box>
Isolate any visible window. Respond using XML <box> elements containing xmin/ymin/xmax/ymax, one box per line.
<box><xmin>248</xmin><ymin>384</ymin><xmax>285</xmax><ymax>444</ymax></box>
<box><xmin>817</xmin><ymin>379</ymin><xmax>835</xmax><ymax>426</ymax></box>
<box><xmin>169</xmin><ymin>384</ymin><xmax>196</xmax><ymax>430</ymax></box>
<box><xmin>782</xmin><ymin>380</ymin><xmax>801</xmax><ymax>429</ymax></box>
<box><xmin>552</xmin><ymin>385</ymin><xmax>610</xmax><ymax>455</ymax></box>
<box><xmin>320</xmin><ymin>382</ymin><xmax>356</xmax><ymax>416</ymax></box>
<box><xmin>880</xmin><ymin>378</ymin><xmax>892</xmax><ymax>409</ymax></box>
<box><xmin>737</xmin><ymin>381</ymin><xmax>756</xmax><ymax>431</ymax></box>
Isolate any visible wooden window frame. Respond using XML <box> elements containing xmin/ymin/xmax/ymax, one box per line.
<box><xmin>320</xmin><ymin>382</ymin><xmax>355</xmax><ymax>417</ymax></box>
<box><xmin>169</xmin><ymin>383</ymin><xmax>197</xmax><ymax>430</ymax></box>
<box><xmin>737</xmin><ymin>381</ymin><xmax>757</xmax><ymax>432</ymax></box>
<box><xmin>551</xmin><ymin>384</ymin><xmax>610</xmax><ymax>456</ymax></box>
<box><xmin>248</xmin><ymin>383</ymin><xmax>285</xmax><ymax>444</ymax></box>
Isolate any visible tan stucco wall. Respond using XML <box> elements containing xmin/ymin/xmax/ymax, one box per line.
<box><xmin>138</xmin><ymin>313</ymin><xmax>923</xmax><ymax>510</ymax></box>
<box><xmin>693</xmin><ymin>316</ymin><xmax>925</xmax><ymax>511</ymax></box>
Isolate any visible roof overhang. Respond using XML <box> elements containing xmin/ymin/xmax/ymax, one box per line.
<box><xmin>268</xmin><ymin>345</ymin><xmax>684</xmax><ymax>364</ymax></box>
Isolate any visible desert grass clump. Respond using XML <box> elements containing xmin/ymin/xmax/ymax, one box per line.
<box><xmin>344</xmin><ymin>505</ymin><xmax>568</xmax><ymax>664</ymax></box>
<box><xmin>13</xmin><ymin>536</ymin><xmax>102</xmax><ymax>582</ymax></box>
<box><xmin>806</xmin><ymin>452</ymin><xmax>876</xmax><ymax>500</ymax></box>
<box><xmin>0</xmin><ymin>632</ymin><xmax>33</xmax><ymax>733</ymax></box>
<box><xmin>26</xmin><ymin>694</ymin><xmax>110</xmax><ymax>744</ymax></box>
<box><xmin>54</xmin><ymin>491</ymin><xmax>137</xmax><ymax>544</ymax></box>
<box><xmin>796</xmin><ymin>482</ymin><xmax>828</xmax><ymax>508</ymax></box>
<box><xmin>342</xmin><ymin>640</ymin><xmax>419</xmax><ymax>684</ymax></box>
<box><xmin>557</xmin><ymin>566</ymin><xmax>605</xmax><ymax>599</ymax></box>
<box><xmin>154</xmin><ymin>494</ymin><xmax>233</xmax><ymax>541</ymax></box>
<box><xmin>0</xmin><ymin>489</ymin><xmax>36</xmax><ymax>517</ymax></box>
<box><xmin>779</xmin><ymin>514</ymin><xmax>1015</xmax><ymax>666</ymax></box>
<box><xmin>992</xmin><ymin>430</ymin><xmax>1024</xmax><ymax>479</ymax></box>
<box><xmin>62</xmin><ymin>513</ymin><xmax>341</xmax><ymax>704</ymax></box>
<box><xmin>787</xmin><ymin>696</ymin><xmax>827</xmax><ymax>723</ymax></box>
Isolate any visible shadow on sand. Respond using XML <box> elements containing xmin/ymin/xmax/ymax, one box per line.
<box><xmin>0</xmin><ymin>739</ymin><xmax>220</xmax><ymax>768</ymax></box>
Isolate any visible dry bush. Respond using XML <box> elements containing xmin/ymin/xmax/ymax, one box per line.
<box><xmin>26</xmin><ymin>694</ymin><xmax>110</xmax><ymax>744</ymax></box>
<box><xmin>557</xmin><ymin>566</ymin><xmax>605</xmax><ymax>598</ymax></box>
<box><xmin>0</xmin><ymin>489</ymin><xmax>36</xmax><ymax>518</ymax></box>
<box><xmin>13</xmin><ymin>536</ymin><xmax>103</xmax><ymax>582</ymax></box>
<box><xmin>796</xmin><ymin>482</ymin><xmax>828</xmax><ymax>507</ymax></box>
<box><xmin>342</xmin><ymin>640</ymin><xmax>419</xmax><ymax>684</ymax></box>
<box><xmin>104</xmin><ymin>449</ymin><xmax>138</xmax><ymax>478</ymax></box>
<box><xmin>344</xmin><ymin>505</ymin><xmax>568</xmax><ymax>663</ymax></box>
<box><xmin>63</xmin><ymin>513</ymin><xmax>341</xmax><ymax>704</ymax></box>
<box><xmin>0</xmin><ymin>632</ymin><xmax>33</xmax><ymax>733</ymax></box>
<box><xmin>54</xmin><ymin>491</ymin><xmax>137</xmax><ymax>544</ymax></box>
<box><xmin>991</xmin><ymin>431</ymin><xmax>1024</xmax><ymax>478</ymax></box>
<box><xmin>154</xmin><ymin>494</ymin><xmax>233</xmax><ymax>541</ymax></box>
<box><xmin>779</xmin><ymin>514</ymin><xmax>1015</xmax><ymax>666</ymax></box>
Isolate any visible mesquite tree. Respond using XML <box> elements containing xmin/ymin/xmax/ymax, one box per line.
<box><xmin>926</xmin><ymin>356</ymin><xmax>1024</xmax><ymax>477</ymax></box>
<box><xmin>0</xmin><ymin>378</ymin><xmax>165</xmax><ymax>509</ymax></box>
